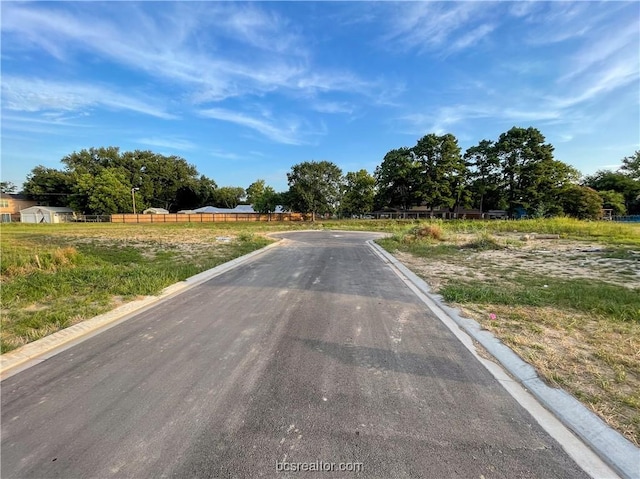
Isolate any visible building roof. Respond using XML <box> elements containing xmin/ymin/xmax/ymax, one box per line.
<box><xmin>0</xmin><ymin>193</ymin><xmax>30</xmax><ymax>200</ymax></box>
<box><xmin>20</xmin><ymin>206</ymin><xmax>74</xmax><ymax>213</ymax></box>
<box><xmin>143</xmin><ymin>207</ymin><xmax>169</xmax><ymax>214</ymax></box>
<box><xmin>194</xmin><ymin>204</ymin><xmax>285</xmax><ymax>214</ymax></box>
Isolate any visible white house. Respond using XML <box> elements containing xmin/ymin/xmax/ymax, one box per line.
<box><xmin>20</xmin><ymin>206</ymin><xmax>74</xmax><ymax>223</ymax></box>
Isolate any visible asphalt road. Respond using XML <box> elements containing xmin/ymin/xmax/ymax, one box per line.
<box><xmin>1</xmin><ymin>231</ymin><xmax>590</xmax><ymax>478</ymax></box>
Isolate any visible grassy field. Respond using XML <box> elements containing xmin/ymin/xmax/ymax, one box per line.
<box><xmin>1</xmin><ymin>222</ymin><xmax>276</xmax><ymax>352</ymax></box>
<box><xmin>2</xmin><ymin>217</ymin><xmax>639</xmax><ymax>444</ymax></box>
<box><xmin>378</xmin><ymin>218</ymin><xmax>640</xmax><ymax>445</ymax></box>
<box><xmin>0</xmin><ymin>220</ymin><xmax>407</xmax><ymax>353</ymax></box>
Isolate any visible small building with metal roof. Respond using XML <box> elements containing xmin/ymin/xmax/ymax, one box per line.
<box><xmin>20</xmin><ymin>206</ymin><xmax>74</xmax><ymax>223</ymax></box>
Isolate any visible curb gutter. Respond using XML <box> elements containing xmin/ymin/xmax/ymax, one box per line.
<box><xmin>0</xmin><ymin>239</ymin><xmax>283</xmax><ymax>379</ymax></box>
<box><xmin>368</xmin><ymin>240</ymin><xmax>639</xmax><ymax>479</ymax></box>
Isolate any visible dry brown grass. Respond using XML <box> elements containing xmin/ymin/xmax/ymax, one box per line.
<box><xmin>2</xmin><ymin>245</ymin><xmax>79</xmax><ymax>279</ymax></box>
<box><xmin>458</xmin><ymin>304</ymin><xmax>640</xmax><ymax>445</ymax></box>
<box><xmin>393</xmin><ymin>237</ymin><xmax>640</xmax><ymax>445</ymax></box>
<box><xmin>414</xmin><ymin>224</ymin><xmax>444</xmax><ymax>241</ymax></box>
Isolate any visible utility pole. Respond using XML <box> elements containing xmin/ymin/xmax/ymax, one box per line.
<box><xmin>131</xmin><ymin>187</ymin><xmax>140</xmax><ymax>214</ymax></box>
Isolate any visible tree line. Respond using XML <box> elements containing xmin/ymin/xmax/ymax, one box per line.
<box><xmin>17</xmin><ymin>127</ymin><xmax>640</xmax><ymax>219</ymax></box>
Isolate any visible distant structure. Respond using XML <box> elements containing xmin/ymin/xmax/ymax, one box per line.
<box><xmin>193</xmin><ymin>205</ymin><xmax>285</xmax><ymax>214</ymax></box>
<box><xmin>1</xmin><ymin>193</ymin><xmax>38</xmax><ymax>222</ymax></box>
<box><xmin>142</xmin><ymin>207</ymin><xmax>169</xmax><ymax>214</ymax></box>
<box><xmin>20</xmin><ymin>206</ymin><xmax>74</xmax><ymax>223</ymax></box>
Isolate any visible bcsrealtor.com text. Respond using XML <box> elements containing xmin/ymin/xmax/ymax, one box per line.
<box><xmin>276</xmin><ymin>460</ymin><xmax>364</xmax><ymax>473</ymax></box>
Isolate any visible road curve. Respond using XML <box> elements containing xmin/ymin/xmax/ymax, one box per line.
<box><xmin>2</xmin><ymin>231</ymin><xmax>589</xmax><ymax>478</ymax></box>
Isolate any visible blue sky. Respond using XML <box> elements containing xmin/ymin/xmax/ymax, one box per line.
<box><xmin>2</xmin><ymin>1</ymin><xmax>639</xmax><ymax>192</ymax></box>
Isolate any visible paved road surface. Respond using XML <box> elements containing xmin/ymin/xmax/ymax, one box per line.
<box><xmin>2</xmin><ymin>231</ymin><xmax>589</xmax><ymax>478</ymax></box>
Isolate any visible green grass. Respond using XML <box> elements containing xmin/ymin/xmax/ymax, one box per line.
<box><xmin>440</xmin><ymin>277</ymin><xmax>640</xmax><ymax>322</ymax></box>
<box><xmin>0</xmin><ymin>223</ymin><xmax>273</xmax><ymax>352</ymax></box>
<box><xmin>372</xmin><ymin>217</ymin><xmax>640</xmax><ymax>444</ymax></box>
<box><xmin>1</xmin><ymin>218</ymin><xmax>638</xmax><ymax>352</ymax></box>
<box><xmin>0</xmin><ymin>218</ymin><xmax>413</xmax><ymax>352</ymax></box>
<box><xmin>442</xmin><ymin>217</ymin><xmax>640</xmax><ymax>246</ymax></box>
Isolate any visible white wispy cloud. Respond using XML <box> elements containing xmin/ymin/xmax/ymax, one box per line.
<box><xmin>1</xmin><ymin>77</ymin><xmax>176</xmax><ymax>119</ymax></box>
<box><xmin>198</xmin><ymin>108</ymin><xmax>325</xmax><ymax>145</ymax></box>
<box><xmin>397</xmin><ymin>105</ymin><xmax>495</xmax><ymax>136</ymax></box>
<box><xmin>1</xmin><ymin>2</ymin><xmax>377</xmax><ymax>107</ymax></box>
<box><xmin>551</xmin><ymin>61</ymin><xmax>638</xmax><ymax>110</ymax></box>
<box><xmin>136</xmin><ymin>137</ymin><xmax>196</xmax><ymax>151</ymax></box>
<box><xmin>209</xmin><ymin>149</ymin><xmax>244</xmax><ymax>161</ymax></box>
<box><xmin>311</xmin><ymin>101</ymin><xmax>355</xmax><ymax>115</ymax></box>
<box><xmin>560</xmin><ymin>20</ymin><xmax>639</xmax><ymax>82</ymax></box>
<box><xmin>381</xmin><ymin>2</ymin><xmax>492</xmax><ymax>54</ymax></box>
<box><xmin>449</xmin><ymin>24</ymin><xmax>496</xmax><ymax>53</ymax></box>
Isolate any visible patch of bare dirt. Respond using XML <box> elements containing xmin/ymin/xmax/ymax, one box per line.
<box><xmin>402</xmin><ymin>234</ymin><xmax>640</xmax><ymax>289</ymax></box>
<box><xmin>393</xmin><ymin>234</ymin><xmax>640</xmax><ymax>445</ymax></box>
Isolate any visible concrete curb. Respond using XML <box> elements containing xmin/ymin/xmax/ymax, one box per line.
<box><xmin>0</xmin><ymin>239</ymin><xmax>284</xmax><ymax>379</ymax></box>
<box><xmin>0</xmin><ymin>230</ymin><xmax>375</xmax><ymax>378</ymax></box>
<box><xmin>368</xmin><ymin>240</ymin><xmax>639</xmax><ymax>479</ymax></box>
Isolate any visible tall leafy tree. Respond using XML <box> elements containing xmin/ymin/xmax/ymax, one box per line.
<box><xmin>341</xmin><ymin>169</ymin><xmax>375</xmax><ymax>216</ymax></box>
<box><xmin>599</xmin><ymin>190</ymin><xmax>627</xmax><ymax>216</ymax></box>
<box><xmin>23</xmin><ymin>147</ymin><xmax>217</xmax><ymax>213</ymax></box>
<box><xmin>374</xmin><ymin>148</ymin><xmax>420</xmax><ymax>211</ymax></box>
<box><xmin>464</xmin><ymin>140</ymin><xmax>501</xmax><ymax>212</ymax></box>
<box><xmin>560</xmin><ymin>185</ymin><xmax>603</xmax><ymax>220</ymax></box>
<box><xmin>134</xmin><ymin>151</ymin><xmax>201</xmax><ymax>211</ymax></box>
<box><xmin>286</xmin><ymin>161</ymin><xmax>343</xmax><ymax>221</ymax></box>
<box><xmin>246</xmin><ymin>179</ymin><xmax>266</xmax><ymax>205</ymax></box>
<box><xmin>494</xmin><ymin>127</ymin><xmax>560</xmax><ymax>215</ymax></box>
<box><xmin>23</xmin><ymin>166</ymin><xmax>74</xmax><ymax>206</ymax></box>
<box><xmin>413</xmin><ymin>133</ymin><xmax>466</xmax><ymax>213</ymax></box>
<box><xmin>73</xmin><ymin>169</ymin><xmax>133</xmax><ymax>214</ymax></box>
<box><xmin>253</xmin><ymin>186</ymin><xmax>281</xmax><ymax>219</ymax></box>
<box><xmin>0</xmin><ymin>181</ymin><xmax>18</xmax><ymax>194</ymax></box>
<box><xmin>212</xmin><ymin>186</ymin><xmax>245</xmax><ymax>209</ymax></box>
<box><xmin>62</xmin><ymin>147</ymin><xmax>122</xmax><ymax>175</ymax></box>
<box><xmin>620</xmin><ymin>151</ymin><xmax>640</xmax><ymax>180</ymax></box>
<box><xmin>584</xmin><ymin>170</ymin><xmax>640</xmax><ymax>214</ymax></box>
<box><xmin>174</xmin><ymin>176</ymin><xmax>218</xmax><ymax>211</ymax></box>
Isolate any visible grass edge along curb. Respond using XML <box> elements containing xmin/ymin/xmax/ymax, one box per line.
<box><xmin>368</xmin><ymin>240</ymin><xmax>640</xmax><ymax>479</ymax></box>
<box><xmin>0</xmin><ymin>239</ymin><xmax>284</xmax><ymax>379</ymax></box>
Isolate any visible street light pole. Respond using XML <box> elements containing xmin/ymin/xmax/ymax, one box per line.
<box><xmin>132</xmin><ymin>187</ymin><xmax>140</xmax><ymax>214</ymax></box>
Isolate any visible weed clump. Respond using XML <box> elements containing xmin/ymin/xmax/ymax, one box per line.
<box><xmin>462</xmin><ymin>232</ymin><xmax>504</xmax><ymax>250</ymax></box>
<box><xmin>1</xmin><ymin>246</ymin><xmax>79</xmax><ymax>278</ymax></box>
<box><xmin>405</xmin><ymin>224</ymin><xmax>444</xmax><ymax>243</ymax></box>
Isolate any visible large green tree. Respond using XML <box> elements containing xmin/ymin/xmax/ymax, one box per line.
<box><xmin>286</xmin><ymin>161</ymin><xmax>343</xmax><ymax>221</ymax></box>
<box><xmin>560</xmin><ymin>185</ymin><xmax>603</xmax><ymax>220</ymax></box>
<box><xmin>494</xmin><ymin>127</ymin><xmax>572</xmax><ymax>216</ymax></box>
<box><xmin>341</xmin><ymin>169</ymin><xmax>375</xmax><ymax>217</ymax></box>
<box><xmin>23</xmin><ymin>166</ymin><xmax>74</xmax><ymax>207</ymax></box>
<box><xmin>73</xmin><ymin>169</ymin><xmax>133</xmax><ymax>215</ymax></box>
<box><xmin>212</xmin><ymin>186</ymin><xmax>245</xmax><ymax>209</ymax></box>
<box><xmin>584</xmin><ymin>170</ymin><xmax>640</xmax><ymax>214</ymax></box>
<box><xmin>23</xmin><ymin>147</ymin><xmax>217</xmax><ymax>213</ymax></box>
<box><xmin>0</xmin><ymin>181</ymin><xmax>18</xmax><ymax>194</ymax></box>
<box><xmin>61</xmin><ymin>147</ymin><xmax>122</xmax><ymax>175</ymax></box>
<box><xmin>246</xmin><ymin>179</ymin><xmax>266</xmax><ymax>205</ymax></box>
<box><xmin>413</xmin><ymin>133</ymin><xmax>467</xmax><ymax>213</ymax></box>
<box><xmin>253</xmin><ymin>186</ymin><xmax>281</xmax><ymax>219</ymax></box>
<box><xmin>464</xmin><ymin>140</ymin><xmax>502</xmax><ymax>212</ymax></box>
<box><xmin>599</xmin><ymin>190</ymin><xmax>627</xmax><ymax>216</ymax></box>
<box><xmin>620</xmin><ymin>151</ymin><xmax>640</xmax><ymax>180</ymax></box>
<box><xmin>374</xmin><ymin>148</ymin><xmax>420</xmax><ymax>211</ymax></box>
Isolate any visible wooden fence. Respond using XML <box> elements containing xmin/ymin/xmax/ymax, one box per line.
<box><xmin>110</xmin><ymin>212</ymin><xmax>311</xmax><ymax>223</ymax></box>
